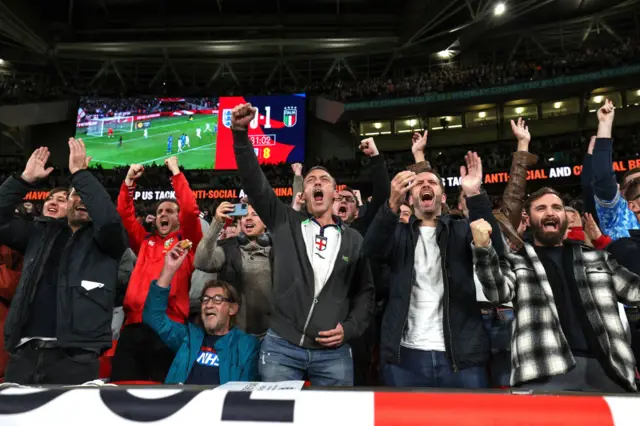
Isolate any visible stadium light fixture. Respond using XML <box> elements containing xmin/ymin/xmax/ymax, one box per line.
<box><xmin>437</xmin><ymin>50</ymin><xmax>452</xmax><ymax>59</ymax></box>
<box><xmin>494</xmin><ymin>3</ymin><xmax>506</xmax><ymax>16</ymax></box>
<box><xmin>0</xmin><ymin>59</ymin><xmax>4</xmax><ymax>65</ymax></box>
<box><xmin>407</xmin><ymin>119</ymin><xmax>417</xmax><ymax>126</ymax></box>
<box><xmin>554</xmin><ymin>102</ymin><xmax>562</xmax><ymax>109</ymax></box>
<box><xmin>593</xmin><ymin>95</ymin><xmax>603</xmax><ymax>103</ymax></box>
<box><xmin>442</xmin><ymin>116</ymin><xmax>451</xmax><ymax>121</ymax></box>
<box><xmin>373</xmin><ymin>122</ymin><xmax>382</xmax><ymax>129</ymax></box>
<box><xmin>636</xmin><ymin>90</ymin><xmax>640</xmax><ymax>96</ymax></box>
<box><xmin>478</xmin><ymin>111</ymin><xmax>487</xmax><ymax>118</ymax></box>
<box><xmin>515</xmin><ymin>107</ymin><xmax>524</xmax><ymax>114</ymax></box>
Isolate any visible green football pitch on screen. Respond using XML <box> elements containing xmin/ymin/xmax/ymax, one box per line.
<box><xmin>83</xmin><ymin>115</ymin><xmax>218</xmax><ymax>170</ymax></box>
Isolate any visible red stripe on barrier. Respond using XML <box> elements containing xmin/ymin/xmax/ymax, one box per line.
<box><xmin>374</xmin><ymin>392</ymin><xmax>615</xmax><ymax>426</ymax></box>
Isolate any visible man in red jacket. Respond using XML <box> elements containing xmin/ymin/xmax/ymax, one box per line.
<box><xmin>111</xmin><ymin>156</ymin><xmax>203</xmax><ymax>382</ymax></box>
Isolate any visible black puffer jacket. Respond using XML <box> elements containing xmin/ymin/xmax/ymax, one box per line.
<box><xmin>363</xmin><ymin>194</ymin><xmax>504</xmax><ymax>370</ymax></box>
<box><xmin>0</xmin><ymin>171</ymin><xmax>128</xmax><ymax>352</ymax></box>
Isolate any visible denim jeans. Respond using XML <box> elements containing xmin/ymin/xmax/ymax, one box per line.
<box><xmin>260</xmin><ymin>329</ymin><xmax>354</xmax><ymax>386</ymax></box>
<box><xmin>482</xmin><ymin>308</ymin><xmax>514</xmax><ymax>387</ymax></box>
<box><xmin>382</xmin><ymin>346</ymin><xmax>488</xmax><ymax>388</ymax></box>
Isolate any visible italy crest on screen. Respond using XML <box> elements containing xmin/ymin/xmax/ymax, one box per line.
<box><xmin>283</xmin><ymin>106</ymin><xmax>297</xmax><ymax>128</ymax></box>
<box><xmin>222</xmin><ymin>109</ymin><xmax>233</xmax><ymax>128</ymax></box>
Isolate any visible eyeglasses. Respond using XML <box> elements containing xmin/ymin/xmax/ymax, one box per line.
<box><xmin>335</xmin><ymin>196</ymin><xmax>356</xmax><ymax>203</ymax></box>
<box><xmin>199</xmin><ymin>295</ymin><xmax>232</xmax><ymax>305</ymax></box>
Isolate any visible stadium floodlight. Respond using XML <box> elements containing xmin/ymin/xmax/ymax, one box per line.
<box><xmin>494</xmin><ymin>3</ymin><xmax>506</xmax><ymax>16</ymax></box>
<box><xmin>636</xmin><ymin>89</ymin><xmax>640</xmax><ymax>96</ymax></box>
<box><xmin>554</xmin><ymin>102</ymin><xmax>562</xmax><ymax>109</ymax></box>
<box><xmin>407</xmin><ymin>119</ymin><xmax>417</xmax><ymax>126</ymax></box>
<box><xmin>515</xmin><ymin>107</ymin><xmax>524</xmax><ymax>114</ymax></box>
<box><xmin>373</xmin><ymin>122</ymin><xmax>382</xmax><ymax>129</ymax></box>
<box><xmin>87</xmin><ymin>116</ymin><xmax>134</xmax><ymax>137</ymax></box>
<box><xmin>593</xmin><ymin>95</ymin><xmax>603</xmax><ymax>103</ymax></box>
<box><xmin>478</xmin><ymin>111</ymin><xmax>487</xmax><ymax>118</ymax></box>
<box><xmin>0</xmin><ymin>59</ymin><xmax>5</xmax><ymax>65</ymax></box>
<box><xmin>437</xmin><ymin>50</ymin><xmax>452</xmax><ymax>59</ymax></box>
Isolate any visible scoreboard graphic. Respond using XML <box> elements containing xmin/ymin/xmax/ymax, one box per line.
<box><xmin>215</xmin><ymin>94</ymin><xmax>306</xmax><ymax>170</ymax></box>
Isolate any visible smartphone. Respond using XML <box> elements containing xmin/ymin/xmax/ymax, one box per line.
<box><xmin>228</xmin><ymin>203</ymin><xmax>248</xmax><ymax>217</ymax></box>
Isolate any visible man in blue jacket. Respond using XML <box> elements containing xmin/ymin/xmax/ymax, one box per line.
<box><xmin>143</xmin><ymin>243</ymin><xmax>260</xmax><ymax>385</ymax></box>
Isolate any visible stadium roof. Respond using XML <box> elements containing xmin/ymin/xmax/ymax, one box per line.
<box><xmin>0</xmin><ymin>0</ymin><xmax>638</xmax><ymax>93</ymax></box>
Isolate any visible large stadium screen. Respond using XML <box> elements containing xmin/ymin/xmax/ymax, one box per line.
<box><xmin>75</xmin><ymin>97</ymin><xmax>219</xmax><ymax>169</ymax></box>
<box><xmin>214</xmin><ymin>94</ymin><xmax>306</xmax><ymax>169</ymax></box>
<box><xmin>75</xmin><ymin>94</ymin><xmax>306</xmax><ymax>170</ymax></box>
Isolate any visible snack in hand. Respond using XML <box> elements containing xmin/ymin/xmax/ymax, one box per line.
<box><xmin>177</xmin><ymin>239</ymin><xmax>193</xmax><ymax>250</ymax></box>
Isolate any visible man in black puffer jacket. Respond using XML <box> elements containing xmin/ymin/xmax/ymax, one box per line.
<box><xmin>363</xmin><ymin>153</ymin><xmax>503</xmax><ymax>388</ymax></box>
<box><xmin>0</xmin><ymin>140</ymin><xmax>127</xmax><ymax>385</ymax></box>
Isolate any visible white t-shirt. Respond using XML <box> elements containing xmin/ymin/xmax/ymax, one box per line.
<box><xmin>401</xmin><ymin>226</ymin><xmax>446</xmax><ymax>351</ymax></box>
<box><xmin>301</xmin><ymin>219</ymin><xmax>341</xmax><ymax>296</ymax></box>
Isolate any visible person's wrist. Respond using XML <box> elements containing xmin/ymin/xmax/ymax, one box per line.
<box><xmin>463</xmin><ymin>187</ymin><xmax>481</xmax><ymax>197</ymax></box>
<box><xmin>231</xmin><ymin>124</ymin><xmax>247</xmax><ymax>131</ymax></box>
<box><xmin>21</xmin><ymin>172</ymin><xmax>36</xmax><ymax>184</ymax></box>
<box><xmin>388</xmin><ymin>198</ymin><xmax>400</xmax><ymax>214</ymax></box>
<box><xmin>125</xmin><ymin>177</ymin><xmax>135</xmax><ymax>186</ymax></box>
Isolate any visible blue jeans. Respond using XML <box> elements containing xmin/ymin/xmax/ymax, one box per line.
<box><xmin>382</xmin><ymin>346</ymin><xmax>488</xmax><ymax>388</ymax></box>
<box><xmin>482</xmin><ymin>308</ymin><xmax>514</xmax><ymax>387</ymax></box>
<box><xmin>260</xmin><ymin>329</ymin><xmax>354</xmax><ymax>386</ymax></box>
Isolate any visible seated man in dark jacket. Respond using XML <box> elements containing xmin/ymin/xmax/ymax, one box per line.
<box><xmin>0</xmin><ymin>140</ymin><xmax>128</xmax><ymax>385</ymax></box>
<box><xmin>363</xmin><ymin>153</ymin><xmax>503</xmax><ymax>388</ymax></box>
<box><xmin>144</xmin><ymin>243</ymin><xmax>260</xmax><ymax>384</ymax></box>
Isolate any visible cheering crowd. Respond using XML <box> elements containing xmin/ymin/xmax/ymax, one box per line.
<box><xmin>1</xmin><ymin>99</ymin><xmax>640</xmax><ymax>393</ymax></box>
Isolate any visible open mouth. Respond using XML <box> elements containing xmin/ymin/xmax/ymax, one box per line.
<box><xmin>245</xmin><ymin>223</ymin><xmax>255</xmax><ymax>230</ymax></box>
<box><xmin>46</xmin><ymin>206</ymin><xmax>58</xmax><ymax>214</ymax></box>
<box><xmin>542</xmin><ymin>218</ymin><xmax>559</xmax><ymax>232</ymax></box>
<box><xmin>160</xmin><ymin>220</ymin><xmax>169</xmax><ymax>228</ymax></box>
<box><xmin>338</xmin><ymin>206</ymin><xmax>347</xmax><ymax>214</ymax></box>
<box><xmin>75</xmin><ymin>205</ymin><xmax>88</xmax><ymax>213</ymax></box>
<box><xmin>313</xmin><ymin>189</ymin><xmax>324</xmax><ymax>202</ymax></box>
<box><xmin>420</xmin><ymin>191</ymin><xmax>434</xmax><ymax>203</ymax></box>
<box><xmin>204</xmin><ymin>311</ymin><xmax>217</xmax><ymax>318</ymax></box>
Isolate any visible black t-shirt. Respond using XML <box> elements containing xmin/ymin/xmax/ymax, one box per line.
<box><xmin>186</xmin><ymin>334</ymin><xmax>222</xmax><ymax>385</ymax></box>
<box><xmin>535</xmin><ymin>246</ymin><xmax>591</xmax><ymax>356</ymax></box>
<box><xmin>22</xmin><ymin>230</ymin><xmax>70</xmax><ymax>338</ymax></box>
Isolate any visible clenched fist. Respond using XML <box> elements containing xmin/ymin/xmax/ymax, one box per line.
<box><xmin>359</xmin><ymin>138</ymin><xmax>379</xmax><ymax>157</ymax></box>
<box><xmin>231</xmin><ymin>103</ymin><xmax>257</xmax><ymax>130</ymax></box>
<box><xmin>165</xmin><ymin>156</ymin><xmax>180</xmax><ymax>175</ymax></box>
<box><xmin>470</xmin><ymin>219</ymin><xmax>492</xmax><ymax>248</ymax></box>
<box><xmin>125</xmin><ymin>164</ymin><xmax>144</xmax><ymax>186</ymax></box>
<box><xmin>291</xmin><ymin>163</ymin><xmax>303</xmax><ymax>176</ymax></box>
<box><xmin>389</xmin><ymin>170</ymin><xmax>417</xmax><ymax>214</ymax></box>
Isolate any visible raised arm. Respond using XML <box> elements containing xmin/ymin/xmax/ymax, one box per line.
<box><xmin>193</xmin><ymin>202</ymin><xmax>233</xmax><ymax>272</ymax></box>
<box><xmin>117</xmin><ymin>164</ymin><xmax>148</xmax><ymax>254</ymax></box>
<box><xmin>291</xmin><ymin>163</ymin><xmax>304</xmax><ymax>202</ymax></box>
<box><xmin>165</xmin><ymin>157</ymin><xmax>203</xmax><ymax>248</ymax></box>
<box><xmin>353</xmin><ymin>138</ymin><xmax>390</xmax><ymax>235</ymax></box>
<box><xmin>580</xmin><ymin>136</ymin><xmax>599</xmax><ymax>224</ymax></box>
<box><xmin>501</xmin><ymin>118</ymin><xmax>538</xmax><ymax>231</ymax></box>
<box><xmin>0</xmin><ymin>148</ymin><xmax>53</xmax><ymax>252</ymax></box>
<box><xmin>461</xmin><ymin>152</ymin><xmax>504</xmax><ymax>255</ymax></box>
<box><xmin>362</xmin><ymin>170</ymin><xmax>416</xmax><ymax>260</ymax></box>
<box><xmin>470</xmin><ymin>219</ymin><xmax>516</xmax><ymax>304</ymax></box>
<box><xmin>231</xmin><ymin>103</ymin><xmax>288</xmax><ymax>230</ymax></box>
<box><xmin>69</xmin><ymin>138</ymin><xmax>127</xmax><ymax>259</ymax></box>
<box><xmin>143</xmin><ymin>244</ymin><xmax>190</xmax><ymax>353</ymax></box>
<box><xmin>592</xmin><ymin>99</ymin><xmax>636</xmax><ymax>240</ymax></box>
<box><xmin>408</xmin><ymin>131</ymin><xmax>432</xmax><ymax>172</ymax></box>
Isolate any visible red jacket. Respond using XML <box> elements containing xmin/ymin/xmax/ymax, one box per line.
<box><xmin>0</xmin><ymin>244</ymin><xmax>22</xmax><ymax>378</ymax></box>
<box><xmin>117</xmin><ymin>173</ymin><xmax>202</xmax><ymax>325</ymax></box>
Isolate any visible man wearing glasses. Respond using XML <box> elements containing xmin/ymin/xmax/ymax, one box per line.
<box><xmin>143</xmin><ymin>243</ymin><xmax>260</xmax><ymax>385</ymax></box>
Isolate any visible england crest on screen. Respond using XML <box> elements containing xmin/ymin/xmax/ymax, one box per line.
<box><xmin>283</xmin><ymin>106</ymin><xmax>297</xmax><ymax>128</ymax></box>
<box><xmin>222</xmin><ymin>109</ymin><xmax>233</xmax><ymax>128</ymax></box>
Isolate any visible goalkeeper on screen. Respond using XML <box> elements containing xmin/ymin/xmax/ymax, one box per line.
<box><xmin>167</xmin><ymin>135</ymin><xmax>173</xmax><ymax>154</ymax></box>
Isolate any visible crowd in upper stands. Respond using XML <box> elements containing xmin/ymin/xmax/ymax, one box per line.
<box><xmin>2</xmin><ymin>39</ymin><xmax>639</xmax><ymax>105</ymax></box>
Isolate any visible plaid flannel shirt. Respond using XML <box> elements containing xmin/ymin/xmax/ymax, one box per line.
<box><xmin>473</xmin><ymin>241</ymin><xmax>640</xmax><ymax>390</ymax></box>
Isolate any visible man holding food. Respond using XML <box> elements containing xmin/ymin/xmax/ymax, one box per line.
<box><xmin>111</xmin><ymin>156</ymin><xmax>203</xmax><ymax>383</ymax></box>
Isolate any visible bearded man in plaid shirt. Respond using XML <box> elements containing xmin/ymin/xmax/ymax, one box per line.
<box><xmin>471</xmin><ymin>187</ymin><xmax>640</xmax><ymax>392</ymax></box>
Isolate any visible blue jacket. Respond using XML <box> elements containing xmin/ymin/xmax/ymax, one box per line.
<box><xmin>143</xmin><ymin>281</ymin><xmax>260</xmax><ymax>384</ymax></box>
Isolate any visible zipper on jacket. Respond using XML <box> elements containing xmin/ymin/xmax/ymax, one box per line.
<box><xmin>299</xmin><ymin>297</ymin><xmax>318</xmax><ymax>346</ymax></box>
<box><xmin>397</xmin><ymin>226</ymin><xmax>418</xmax><ymax>364</ymax></box>
<box><xmin>441</xmin><ymin>225</ymin><xmax>458</xmax><ymax>372</ymax></box>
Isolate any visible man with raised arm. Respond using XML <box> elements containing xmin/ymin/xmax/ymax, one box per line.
<box><xmin>591</xmin><ymin>99</ymin><xmax>640</xmax><ymax>240</ymax></box>
<box><xmin>0</xmin><ymin>140</ymin><xmax>127</xmax><ymax>384</ymax></box>
<box><xmin>363</xmin><ymin>153</ymin><xmax>504</xmax><ymax>388</ymax></box>
<box><xmin>230</xmin><ymin>103</ymin><xmax>374</xmax><ymax>386</ymax></box>
<box><xmin>111</xmin><ymin>156</ymin><xmax>203</xmax><ymax>382</ymax></box>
